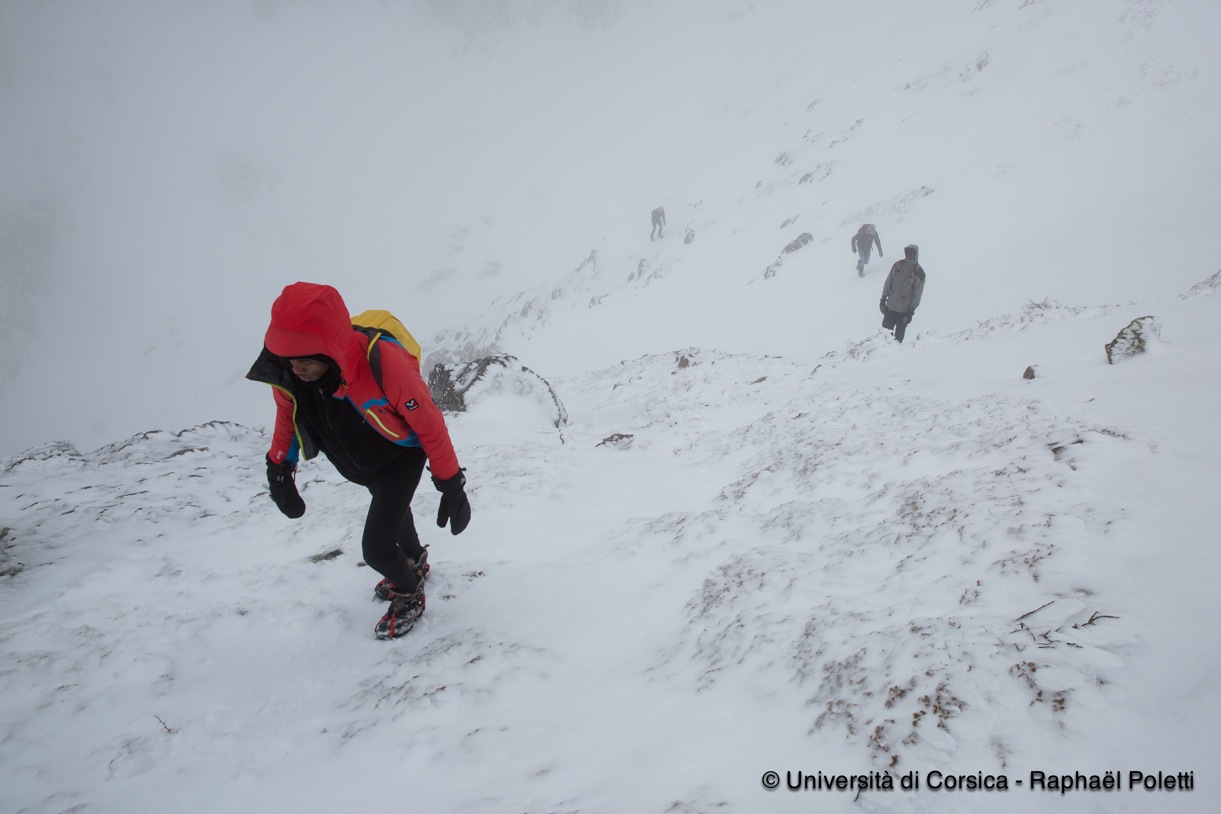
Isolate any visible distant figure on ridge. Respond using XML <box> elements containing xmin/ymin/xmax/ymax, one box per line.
<box><xmin>852</xmin><ymin>223</ymin><xmax>882</xmax><ymax>276</ymax></box>
<box><xmin>651</xmin><ymin>207</ymin><xmax>666</xmax><ymax>240</ymax></box>
<box><xmin>879</xmin><ymin>244</ymin><xmax>925</xmax><ymax>343</ymax></box>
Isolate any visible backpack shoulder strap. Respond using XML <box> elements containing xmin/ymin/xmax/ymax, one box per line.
<box><xmin>352</xmin><ymin>325</ymin><xmax>387</xmax><ymax>391</ymax></box>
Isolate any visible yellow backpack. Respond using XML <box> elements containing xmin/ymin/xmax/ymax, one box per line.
<box><xmin>350</xmin><ymin>309</ymin><xmax>423</xmax><ymax>387</ymax></box>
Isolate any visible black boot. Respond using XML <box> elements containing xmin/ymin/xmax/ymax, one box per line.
<box><xmin>375</xmin><ymin>585</ymin><xmax>426</xmax><ymax>639</ymax></box>
<box><xmin>372</xmin><ymin>547</ymin><xmax>430</xmax><ymax>602</ymax></box>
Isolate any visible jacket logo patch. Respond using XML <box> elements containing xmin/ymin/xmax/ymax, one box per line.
<box><xmin>404</xmin><ymin>399</ymin><xmax>420</xmax><ymax>411</ymax></box>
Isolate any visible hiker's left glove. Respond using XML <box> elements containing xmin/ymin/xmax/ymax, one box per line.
<box><xmin>266</xmin><ymin>455</ymin><xmax>306</xmax><ymax>519</ymax></box>
<box><xmin>878</xmin><ymin>298</ymin><xmax>887</xmax><ymax>315</ymax></box>
<box><xmin>906</xmin><ymin>311</ymin><xmax>915</xmax><ymax>325</ymax></box>
<box><xmin>433</xmin><ymin>471</ymin><xmax>471</xmax><ymax>535</ymax></box>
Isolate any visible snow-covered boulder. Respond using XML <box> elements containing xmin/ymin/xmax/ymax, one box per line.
<box><xmin>1104</xmin><ymin>315</ymin><xmax>1160</xmax><ymax>364</ymax></box>
<box><xmin>428</xmin><ymin>355</ymin><xmax>568</xmax><ymax>436</ymax></box>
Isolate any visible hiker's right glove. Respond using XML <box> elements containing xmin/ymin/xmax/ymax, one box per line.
<box><xmin>266</xmin><ymin>455</ymin><xmax>306</xmax><ymax>519</ymax></box>
<box><xmin>879</xmin><ymin>298</ymin><xmax>888</xmax><ymax>315</ymax></box>
<box><xmin>433</xmin><ymin>470</ymin><xmax>471</xmax><ymax>536</ymax></box>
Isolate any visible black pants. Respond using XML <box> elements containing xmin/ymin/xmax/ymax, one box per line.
<box><xmin>882</xmin><ymin>308</ymin><xmax>912</xmax><ymax>343</ymax></box>
<box><xmin>348</xmin><ymin>448</ymin><xmax>428</xmax><ymax>591</ymax></box>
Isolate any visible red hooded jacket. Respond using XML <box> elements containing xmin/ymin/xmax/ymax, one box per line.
<box><xmin>246</xmin><ymin>282</ymin><xmax>461</xmax><ymax>480</ymax></box>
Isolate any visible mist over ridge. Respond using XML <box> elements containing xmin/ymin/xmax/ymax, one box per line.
<box><xmin>1</xmin><ymin>0</ymin><xmax>1217</xmax><ymax>456</ymax></box>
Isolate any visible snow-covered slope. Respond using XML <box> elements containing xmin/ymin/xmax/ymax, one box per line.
<box><xmin>2</xmin><ymin>1</ymin><xmax>1220</xmax><ymax>811</ymax></box>
<box><xmin>434</xmin><ymin>0</ymin><xmax>1221</xmax><ymax>378</ymax></box>
<box><xmin>4</xmin><ymin>275</ymin><xmax>1220</xmax><ymax>812</ymax></box>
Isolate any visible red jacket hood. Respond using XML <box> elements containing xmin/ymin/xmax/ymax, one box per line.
<box><xmin>265</xmin><ymin>283</ymin><xmax>361</xmax><ymax>373</ymax></box>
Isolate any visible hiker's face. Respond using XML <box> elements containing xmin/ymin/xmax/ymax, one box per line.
<box><xmin>288</xmin><ymin>358</ymin><xmax>330</xmax><ymax>382</ymax></box>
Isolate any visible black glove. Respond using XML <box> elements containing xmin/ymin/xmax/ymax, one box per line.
<box><xmin>266</xmin><ymin>455</ymin><xmax>305</xmax><ymax>519</ymax></box>
<box><xmin>879</xmin><ymin>298</ymin><xmax>888</xmax><ymax>315</ymax></box>
<box><xmin>433</xmin><ymin>471</ymin><xmax>471</xmax><ymax>535</ymax></box>
<box><xmin>905</xmin><ymin>311</ymin><xmax>915</xmax><ymax>325</ymax></box>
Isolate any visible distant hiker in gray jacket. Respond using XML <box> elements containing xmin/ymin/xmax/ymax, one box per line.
<box><xmin>852</xmin><ymin>223</ymin><xmax>882</xmax><ymax>276</ymax></box>
<box><xmin>650</xmin><ymin>207</ymin><xmax>666</xmax><ymax>240</ymax></box>
<box><xmin>879</xmin><ymin>244</ymin><xmax>925</xmax><ymax>343</ymax></box>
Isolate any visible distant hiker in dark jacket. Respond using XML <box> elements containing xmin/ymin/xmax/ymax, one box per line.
<box><xmin>651</xmin><ymin>207</ymin><xmax>666</xmax><ymax>240</ymax></box>
<box><xmin>879</xmin><ymin>245</ymin><xmax>926</xmax><ymax>343</ymax></box>
<box><xmin>852</xmin><ymin>223</ymin><xmax>882</xmax><ymax>276</ymax></box>
<box><xmin>246</xmin><ymin>282</ymin><xmax>471</xmax><ymax>639</ymax></box>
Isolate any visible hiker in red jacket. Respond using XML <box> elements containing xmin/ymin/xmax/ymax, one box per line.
<box><xmin>246</xmin><ymin>282</ymin><xmax>471</xmax><ymax>639</ymax></box>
